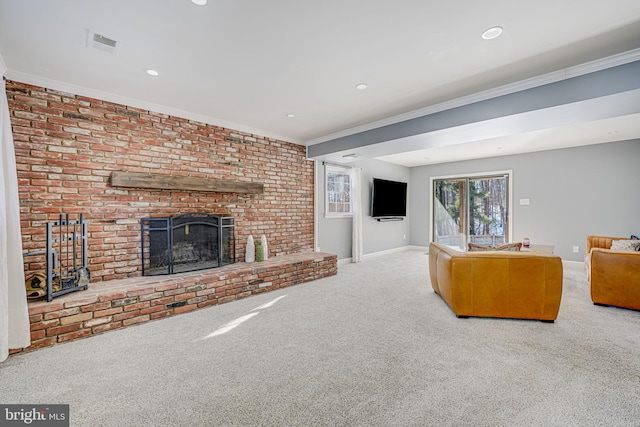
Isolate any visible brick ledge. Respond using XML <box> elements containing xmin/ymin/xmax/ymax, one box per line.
<box><xmin>11</xmin><ymin>252</ymin><xmax>337</xmax><ymax>355</ymax></box>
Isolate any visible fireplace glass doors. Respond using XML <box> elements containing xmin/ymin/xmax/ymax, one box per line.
<box><xmin>141</xmin><ymin>213</ymin><xmax>235</xmax><ymax>276</ymax></box>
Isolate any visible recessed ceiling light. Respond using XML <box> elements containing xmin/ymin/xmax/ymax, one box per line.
<box><xmin>355</xmin><ymin>83</ymin><xmax>368</xmax><ymax>90</ymax></box>
<box><xmin>145</xmin><ymin>69</ymin><xmax>159</xmax><ymax>76</ymax></box>
<box><xmin>482</xmin><ymin>26</ymin><xmax>503</xmax><ymax>40</ymax></box>
<box><xmin>286</xmin><ymin>113</ymin><xmax>295</xmax><ymax>118</ymax></box>
<box><xmin>191</xmin><ymin>0</ymin><xmax>207</xmax><ymax>5</ymax></box>
<box><xmin>496</xmin><ymin>146</ymin><xmax>504</xmax><ymax>150</ymax></box>
<box><xmin>606</xmin><ymin>130</ymin><xmax>618</xmax><ymax>135</ymax></box>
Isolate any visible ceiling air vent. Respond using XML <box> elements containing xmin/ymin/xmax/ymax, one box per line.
<box><xmin>86</xmin><ymin>30</ymin><xmax>121</xmax><ymax>55</ymax></box>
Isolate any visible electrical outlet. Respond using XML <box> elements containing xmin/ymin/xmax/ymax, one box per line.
<box><xmin>519</xmin><ymin>198</ymin><xmax>530</xmax><ymax>205</ymax></box>
<box><xmin>572</xmin><ymin>246</ymin><xmax>579</xmax><ymax>253</ymax></box>
<box><xmin>403</xmin><ymin>234</ymin><xmax>406</xmax><ymax>239</ymax></box>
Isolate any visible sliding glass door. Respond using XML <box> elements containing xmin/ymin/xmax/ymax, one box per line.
<box><xmin>433</xmin><ymin>174</ymin><xmax>510</xmax><ymax>250</ymax></box>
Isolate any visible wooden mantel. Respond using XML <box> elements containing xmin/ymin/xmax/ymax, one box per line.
<box><xmin>110</xmin><ymin>171</ymin><xmax>264</xmax><ymax>194</ymax></box>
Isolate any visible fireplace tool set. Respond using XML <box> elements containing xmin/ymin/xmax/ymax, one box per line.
<box><xmin>24</xmin><ymin>213</ymin><xmax>89</xmax><ymax>301</ymax></box>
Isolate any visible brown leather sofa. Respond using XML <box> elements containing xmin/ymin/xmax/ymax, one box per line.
<box><xmin>586</xmin><ymin>235</ymin><xmax>640</xmax><ymax>311</ymax></box>
<box><xmin>429</xmin><ymin>242</ymin><xmax>563</xmax><ymax>322</ymax></box>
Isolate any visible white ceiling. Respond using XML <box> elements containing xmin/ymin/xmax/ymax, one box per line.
<box><xmin>1</xmin><ymin>0</ymin><xmax>639</xmax><ymax>167</ymax></box>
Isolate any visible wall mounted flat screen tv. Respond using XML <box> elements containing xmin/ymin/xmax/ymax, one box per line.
<box><xmin>371</xmin><ymin>178</ymin><xmax>407</xmax><ymax>218</ymax></box>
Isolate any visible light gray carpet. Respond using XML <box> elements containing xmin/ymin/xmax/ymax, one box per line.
<box><xmin>1</xmin><ymin>250</ymin><xmax>639</xmax><ymax>427</ymax></box>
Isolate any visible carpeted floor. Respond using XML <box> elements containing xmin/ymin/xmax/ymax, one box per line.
<box><xmin>1</xmin><ymin>250</ymin><xmax>639</xmax><ymax>426</ymax></box>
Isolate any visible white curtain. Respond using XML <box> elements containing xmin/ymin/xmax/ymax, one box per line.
<box><xmin>351</xmin><ymin>167</ymin><xmax>363</xmax><ymax>263</ymax></box>
<box><xmin>1</xmin><ymin>78</ymin><xmax>30</xmax><ymax>362</ymax></box>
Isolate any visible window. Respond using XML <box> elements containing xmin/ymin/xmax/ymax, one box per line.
<box><xmin>325</xmin><ymin>164</ymin><xmax>352</xmax><ymax>216</ymax></box>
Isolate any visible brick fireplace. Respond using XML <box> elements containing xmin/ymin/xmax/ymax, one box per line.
<box><xmin>7</xmin><ymin>80</ymin><xmax>335</xmax><ymax>354</ymax></box>
<box><xmin>8</xmin><ymin>80</ymin><xmax>315</xmax><ymax>283</ymax></box>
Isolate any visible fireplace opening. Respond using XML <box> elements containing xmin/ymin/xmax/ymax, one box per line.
<box><xmin>141</xmin><ymin>213</ymin><xmax>235</xmax><ymax>276</ymax></box>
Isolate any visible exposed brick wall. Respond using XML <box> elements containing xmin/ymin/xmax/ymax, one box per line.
<box><xmin>10</xmin><ymin>252</ymin><xmax>337</xmax><ymax>354</ymax></box>
<box><xmin>7</xmin><ymin>80</ymin><xmax>314</xmax><ymax>282</ymax></box>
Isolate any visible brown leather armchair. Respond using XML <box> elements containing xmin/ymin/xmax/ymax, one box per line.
<box><xmin>429</xmin><ymin>242</ymin><xmax>563</xmax><ymax>322</ymax></box>
<box><xmin>586</xmin><ymin>235</ymin><xmax>640</xmax><ymax>311</ymax></box>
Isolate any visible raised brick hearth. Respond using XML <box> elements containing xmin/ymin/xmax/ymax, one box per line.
<box><xmin>6</xmin><ymin>79</ymin><xmax>327</xmax><ymax>356</ymax></box>
<box><xmin>12</xmin><ymin>252</ymin><xmax>337</xmax><ymax>355</ymax></box>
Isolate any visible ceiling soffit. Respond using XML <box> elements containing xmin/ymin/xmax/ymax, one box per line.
<box><xmin>307</xmin><ymin>59</ymin><xmax>640</xmax><ymax>165</ymax></box>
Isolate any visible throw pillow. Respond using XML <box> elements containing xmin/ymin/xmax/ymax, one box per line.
<box><xmin>468</xmin><ymin>243</ymin><xmax>493</xmax><ymax>251</ymax></box>
<box><xmin>497</xmin><ymin>242</ymin><xmax>523</xmax><ymax>251</ymax></box>
<box><xmin>611</xmin><ymin>239</ymin><xmax>640</xmax><ymax>252</ymax></box>
<box><xmin>467</xmin><ymin>242</ymin><xmax>522</xmax><ymax>252</ymax></box>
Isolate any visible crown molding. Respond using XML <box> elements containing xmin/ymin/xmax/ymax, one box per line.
<box><xmin>2</xmin><ymin>70</ymin><xmax>304</xmax><ymax>146</ymax></box>
<box><xmin>564</xmin><ymin>48</ymin><xmax>640</xmax><ymax>78</ymax></box>
<box><xmin>306</xmin><ymin>48</ymin><xmax>640</xmax><ymax>146</ymax></box>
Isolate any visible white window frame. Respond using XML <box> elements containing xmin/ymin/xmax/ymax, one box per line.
<box><xmin>429</xmin><ymin>170</ymin><xmax>513</xmax><ymax>247</ymax></box>
<box><xmin>325</xmin><ymin>164</ymin><xmax>353</xmax><ymax>218</ymax></box>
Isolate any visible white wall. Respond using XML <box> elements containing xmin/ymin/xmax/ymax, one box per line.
<box><xmin>315</xmin><ymin>140</ymin><xmax>640</xmax><ymax>261</ymax></box>
<box><xmin>409</xmin><ymin>139</ymin><xmax>640</xmax><ymax>261</ymax></box>
<box><xmin>315</xmin><ymin>158</ymin><xmax>410</xmax><ymax>259</ymax></box>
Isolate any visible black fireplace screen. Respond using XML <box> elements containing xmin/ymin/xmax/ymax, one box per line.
<box><xmin>141</xmin><ymin>213</ymin><xmax>235</xmax><ymax>276</ymax></box>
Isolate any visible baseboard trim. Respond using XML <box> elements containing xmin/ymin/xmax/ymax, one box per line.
<box><xmin>363</xmin><ymin>245</ymin><xmax>430</xmax><ymax>261</ymax></box>
<box><xmin>338</xmin><ymin>246</ymin><xmax>432</xmax><ymax>264</ymax></box>
<box><xmin>340</xmin><ymin>246</ymin><xmax>585</xmax><ymax>265</ymax></box>
<box><xmin>407</xmin><ymin>245</ymin><xmax>430</xmax><ymax>253</ymax></box>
